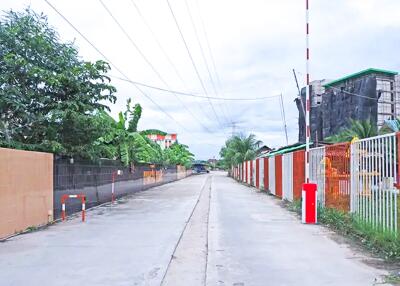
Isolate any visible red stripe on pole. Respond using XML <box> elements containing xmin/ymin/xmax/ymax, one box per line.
<box><xmin>306</xmin><ymin>74</ymin><xmax>310</xmax><ymax>85</ymax></box>
<box><xmin>306</xmin><ymin>48</ymin><xmax>309</xmax><ymax>60</ymax></box>
<box><xmin>306</xmin><ymin>0</ymin><xmax>309</xmax><ymax>10</ymax></box>
<box><xmin>307</xmin><ymin>126</ymin><xmax>311</xmax><ymax>137</ymax></box>
<box><xmin>306</xmin><ymin>98</ymin><xmax>310</xmax><ymax>111</ymax></box>
<box><xmin>306</xmin><ymin>23</ymin><xmax>309</xmax><ymax>34</ymax></box>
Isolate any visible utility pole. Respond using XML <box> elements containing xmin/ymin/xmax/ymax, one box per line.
<box><xmin>293</xmin><ymin>69</ymin><xmax>306</xmax><ymax>121</ymax></box>
<box><xmin>305</xmin><ymin>0</ymin><xmax>310</xmax><ymax>182</ymax></box>
<box><xmin>279</xmin><ymin>93</ymin><xmax>289</xmax><ymax>146</ymax></box>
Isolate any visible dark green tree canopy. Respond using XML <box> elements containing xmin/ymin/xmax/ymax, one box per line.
<box><xmin>0</xmin><ymin>9</ymin><xmax>116</xmax><ymax>156</ymax></box>
<box><xmin>219</xmin><ymin>133</ymin><xmax>262</xmax><ymax>169</ymax></box>
<box><xmin>326</xmin><ymin>119</ymin><xmax>377</xmax><ymax>143</ymax></box>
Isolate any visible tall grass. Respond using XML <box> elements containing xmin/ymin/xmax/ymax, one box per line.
<box><xmin>286</xmin><ymin>200</ymin><xmax>400</xmax><ymax>260</ymax></box>
<box><xmin>318</xmin><ymin>207</ymin><xmax>400</xmax><ymax>261</ymax></box>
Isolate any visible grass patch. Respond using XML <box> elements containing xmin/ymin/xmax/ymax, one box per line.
<box><xmin>286</xmin><ymin>200</ymin><xmax>400</xmax><ymax>261</ymax></box>
<box><xmin>287</xmin><ymin>199</ymin><xmax>301</xmax><ymax>214</ymax></box>
<box><xmin>318</xmin><ymin>207</ymin><xmax>400</xmax><ymax>261</ymax></box>
<box><xmin>384</xmin><ymin>273</ymin><xmax>400</xmax><ymax>284</ymax></box>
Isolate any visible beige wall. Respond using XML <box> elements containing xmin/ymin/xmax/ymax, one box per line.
<box><xmin>0</xmin><ymin>148</ymin><xmax>53</xmax><ymax>238</ymax></box>
<box><xmin>177</xmin><ymin>165</ymin><xmax>187</xmax><ymax>180</ymax></box>
<box><xmin>143</xmin><ymin>170</ymin><xmax>163</xmax><ymax>185</ymax></box>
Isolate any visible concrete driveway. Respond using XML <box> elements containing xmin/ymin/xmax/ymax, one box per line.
<box><xmin>0</xmin><ymin>172</ymin><xmax>387</xmax><ymax>286</ymax></box>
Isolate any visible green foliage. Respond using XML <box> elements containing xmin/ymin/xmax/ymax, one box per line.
<box><xmin>140</xmin><ymin>129</ymin><xmax>167</xmax><ymax>136</ymax></box>
<box><xmin>326</xmin><ymin>119</ymin><xmax>377</xmax><ymax>143</ymax></box>
<box><xmin>318</xmin><ymin>207</ymin><xmax>400</xmax><ymax>261</ymax></box>
<box><xmin>379</xmin><ymin>118</ymin><xmax>400</xmax><ymax>134</ymax></box>
<box><xmin>0</xmin><ymin>9</ymin><xmax>116</xmax><ymax>157</ymax></box>
<box><xmin>219</xmin><ymin>133</ymin><xmax>262</xmax><ymax>168</ymax></box>
<box><xmin>0</xmin><ymin>8</ymin><xmax>195</xmax><ymax>167</ymax></box>
<box><xmin>287</xmin><ymin>199</ymin><xmax>301</xmax><ymax>214</ymax></box>
<box><xmin>125</xmin><ymin>98</ymin><xmax>142</xmax><ymax>132</ymax></box>
<box><xmin>163</xmin><ymin>143</ymin><xmax>194</xmax><ymax>168</ymax></box>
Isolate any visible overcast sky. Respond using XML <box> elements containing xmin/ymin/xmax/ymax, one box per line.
<box><xmin>2</xmin><ymin>0</ymin><xmax>400</xmax><ymax>159</ymax></box>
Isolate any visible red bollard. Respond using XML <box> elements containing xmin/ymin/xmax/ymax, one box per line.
<box><xmin>302</xmin><ymin>183</ymin><xmax>317</xmax><ymax>224</ymax></box>
<box><xmin>61</xmin><ymin>194</ymin><xmax>86</xmax><ymax>222</ymax></box>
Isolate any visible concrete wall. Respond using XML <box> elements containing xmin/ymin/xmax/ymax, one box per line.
<box><xmin>0</xmin><ymin>148</ymin><xmax>53</xmax><ymax>238</ymax></box>
<box><xmin>177</xmin><ymin>165</ymin><xmax>187</xmax><ymax>180</ymax></box>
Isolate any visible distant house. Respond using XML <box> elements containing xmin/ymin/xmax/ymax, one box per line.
<box><xmin>256</xmin><ymin>145</ymin><xmax>273</xmax><ymax>158</ymax></box>
<box><xmin>296</xmin><ymin>68</ymin><xmax>400</xmax><ymax>143</ymax></box>
<box><xmin>146</xmin><ymin>133</ymin><xmax>177</xmax><ymax>149</ymax></box>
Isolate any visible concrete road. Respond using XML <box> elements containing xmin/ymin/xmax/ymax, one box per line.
<box><xmin>207</xmin><ymin>173</ymin><xmax>386</xmax><ymax>286</ymax></box>
<box><xmin>0</xmin><ymin>172</ymin><xmax>387</xmax><ymax>286</ymax></box>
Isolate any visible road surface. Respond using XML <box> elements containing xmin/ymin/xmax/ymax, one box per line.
<box><xmin>0</xmin><ymin>172</ymin><xmax>387</xmax><ymax>285</ymax></box>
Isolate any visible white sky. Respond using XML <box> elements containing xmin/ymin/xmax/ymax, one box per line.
<box><xmin>2</xmin><ymin>0</ymin><xmax>400</xmax><ymax>159</ymax></box>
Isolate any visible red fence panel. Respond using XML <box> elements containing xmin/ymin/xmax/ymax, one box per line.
<box><xmin>325</xmin><ymin>142</ymin><xmax>351</xmax><ymax>212</ymax></box>
<box><xmin>293</xmin><ymin>150</ymin><xmax>305</xmax><ymax>200</ymax></box>
<box><xmin>275</xmin><ymin>155</ymin><xmax>283</xmax><ymax>198</ymax></box>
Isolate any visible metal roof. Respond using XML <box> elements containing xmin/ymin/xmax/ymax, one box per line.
<box><xmin>267</xmin><ymin>143</ymin><xmax>307</xmax><ymax>157</ymax></box>
<box><xmin>323</xmin><ymin>68</ymin><xmax>398</xmax><ymax>88</ymax></box>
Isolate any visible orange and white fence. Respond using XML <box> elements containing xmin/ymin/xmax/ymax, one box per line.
<box><xmin>231</xmin><ymin>132</ymin><xmax>400</xmax><ymax>235</ymax></box>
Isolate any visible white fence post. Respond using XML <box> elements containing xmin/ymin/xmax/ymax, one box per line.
<box><xmin>269</xmin><ymin>156</ymin><xmax>276</xmax><ymax>195</ymax></box>
<box><xmin>350</xmin><ymin>133</ymin><xmax>398</xmax><ymax>234</ymax></box>
<box><xmin>309</xmin><ymin>146</ymin><xmax>326</xmax><ymax>206</ymax></box>
<box><xmin>282</xmin><ymin>153</ymin><xmax>294</xmax><ymax>201</ymax></box>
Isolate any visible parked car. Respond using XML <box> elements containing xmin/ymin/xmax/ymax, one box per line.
<box><xmin>192</xmin><ymin>164</ymin><xmax>209</xmax><ymax>174</ymax></box>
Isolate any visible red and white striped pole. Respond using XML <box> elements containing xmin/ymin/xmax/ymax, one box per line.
<box><xmin>305</xmin><ymin>0</ymin><xmax>310</xmax><ymax>183</ymax></box>
<box><xmin>111</xmin><ymin>171</ymin><xmax>116</xmax><ymax>203</ymax></box>
<box><xmin>111</xmin><ymin>170</ymin><xmax>123</xmax><ymax>203</ymax></box>
<box><xmin>61</xmin><ymin>196</ymin><xmax>66</xmax><ymax>221</ymax></box>
<box><xmin>81</xmin><ymin>196</ymin><xmax>86</xmax><ymax>222</ymax></box>
<box><xmin>302</xmin><ymin>0</ymin><xmax>318</xmax><ymax>224</ymax></box>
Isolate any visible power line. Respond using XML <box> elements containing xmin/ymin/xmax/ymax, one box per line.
<box><xmin>98</xmin><ymin>0</ymin><xmax>213</xmax><ymax>133</ymax></box>
<box><xmin>43</xmin><ymin>0</ymin><xmax>209</xmax><ymax>138</ymax></box>
<box><xmin>195</xmin><ymin>0</ymin><xmax>233</xmax><ymax>122</ymax></box>
<box><xmin>128</xmin><ymin>0</ymin><xmax>214</xmax><ymax>129</ymax></box>
<box><xmin>184</xmin><ymin>0</ymin><xmax>231</xmax><ymax>125</ymax></box>
<box><xmin>165</xmin><ymin>0</ymin><xmax>223</xmax><ymax>128</ymax></box>
<box><xmin>128</xmin><ymin>0</ymin><xmax>188</xmax><ymax>91</ymax></box>
<box><xmin>328</xmin><ymin>85</ymin><xmax>378</xmax><ymax>100</ymax></box>
<box><xmin>110</xmin><ymin>75</ymin><xmax>281</xmax><ymax>101</ymax></box>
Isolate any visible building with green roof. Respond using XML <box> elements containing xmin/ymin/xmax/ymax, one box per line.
<box><xmin>296</xmin><ymin>68</ymin><xmax>400</xmax><ymax>143</ymax></box>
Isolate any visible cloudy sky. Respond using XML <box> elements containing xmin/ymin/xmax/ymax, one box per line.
<box><xmin>2</xmin><ymin>0</ymin><xmax>400</xmax><ymax>159</ymax></box>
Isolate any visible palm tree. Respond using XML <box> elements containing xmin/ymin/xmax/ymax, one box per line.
<box><xmin>326</xmin><ymin>119</ymin><xmax>377</xmax><ymax>143</ymax></box>
<box><xmin>219</xmin><ymin>133</ymin><xmax>262</xmax><ymax>168</ymax></box>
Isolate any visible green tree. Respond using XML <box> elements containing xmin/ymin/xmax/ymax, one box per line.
<box><xmin>95</xmin><ymin>98</ymin><xmax>165</xmax><ymax>166</ymax></box>
<box><xmin>0</xmin><ymin>9</ymin><xmax>116</xmax><ymax>157</ymax></box>
<box><xmin>164</xmin><ymin>143</ymin><xmax>194</xmax><ymax>168</ymax></box>
<box><xmin>219</xmin><ymin>133</ymin><xmax>262</xmax><ymax>169</ymax></box>
<box><xmin>125</xmin><ymin>98</ymin><xmax>142</xmax><ymax>132</ymax></box>
<box><xmin>326</xmin><ymin>119</ymin><xmax>377</xmax><ymax>143</ymax></box>
<box><xmin>140</xmin><ymin>129</ymin><xmax>167</xmax><ymax>136</ymax></box>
